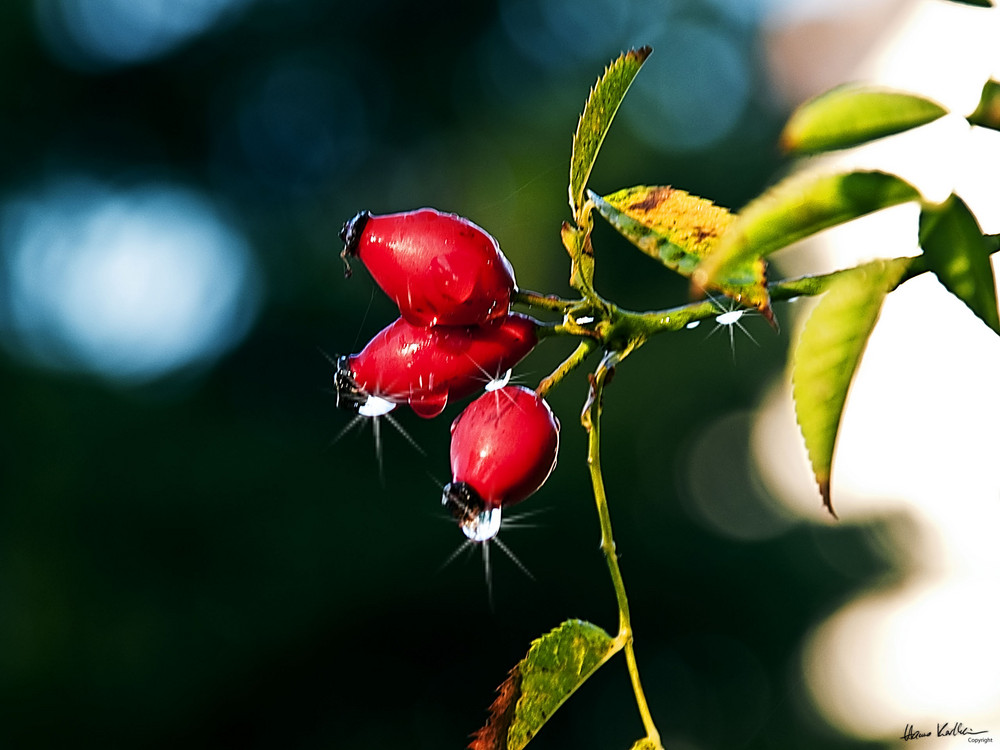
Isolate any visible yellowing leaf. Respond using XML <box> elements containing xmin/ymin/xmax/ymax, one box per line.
<box><xmin>781</xmin><ymin>85</ymin><xmax>947</xmax><ymax>154</ymax></box>
<box><xmin>792</xmin><ymin>258</ymin><xmax>911</xmax><ymax>517</ymax></box>
<box><xmin>698</xmin><ymin>170</ymin><xmax>920</xmax><ymax>293</ymax></box>
<box><xmin>569</xmin><ymin>47</ymin><xmax>652</xmax><ymax>223</ymax></box>
<box><xmin>470</xmin><ymin>619</ymin><xmax>618</xmax><ymax>750</ymax></box>
<box><xmin>592</xmin><ymin>185</ymin><xmax>771</xmax><ymax>319</ymax></box>
<box><xmin>919</xmin><ymin>194</ymin><xmax>1000</xmax><ymax>336</ymax></box>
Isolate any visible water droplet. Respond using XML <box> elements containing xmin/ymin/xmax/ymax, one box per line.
<box><xmin>575</xmin><ymin>315</ymin><xmax>594</xmax><ymax>324</ymax></box>
<box><xmin>686</xmin><ymin>320</ymin><xmax>701</xmax><ymax>330</ymax></box>
<box><xmin>358</xmin><ymin>395</ymin><xmax>397</xmax><ymax>417</ymax></box>
<box><xmin>485</xmin><ymin>369</ymin><xmax>512</xmax><ymax>391</ymax></box>
<box><xmin>716</xmin><ymin>309</ymin><xmax>744</xmax><ymax>326</ymax></box>
<box><xmin>459</xmin><ymin>505</ymin><xmax>502</xmax><ymax>542</ymax></box>
<box><xmin>409</xmin><ymin>390</ymin><xmax>449</xmax><ymax>418</ymax></box>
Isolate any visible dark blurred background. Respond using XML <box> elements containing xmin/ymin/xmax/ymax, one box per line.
<box><xmin>0</xmin><ymin>0</ymin><xmax>909</xmax><ymax>747</ymax></box>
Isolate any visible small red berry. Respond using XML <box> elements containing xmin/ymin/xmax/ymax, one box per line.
<box><xmin>443</xmin><ymin>386</ymin><xmax>559</xmax><ymax>540</ymax></box>
<box><xmin>333</xmin><ymin>313</ymin><xmax>538</xmax><ymax>419</ymax></box>
<box><xmin>340</xmin><ymin>208</ymin><xmax>516</xmax><ymax>327</ymax></box>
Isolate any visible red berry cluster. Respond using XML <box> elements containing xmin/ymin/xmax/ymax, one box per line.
<box><xmin>334</xmin><ymin>208</ymin><xmax>560</xmax><ymax>540</ymax></box>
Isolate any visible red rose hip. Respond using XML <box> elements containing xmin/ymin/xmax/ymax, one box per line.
<box><xmin>333</xmin><ymin>313</ymin><xmax>538</xmax><ymax>419</ymax></box>
<box><xmin>443</xmin><ymin>385</ymin><xmax>560</xmax><ymax>541</ymax></box>
<box><xmin>340</xmin><ymin>208</ymin><xmax>516</xmax><ymax>327</ymax></box>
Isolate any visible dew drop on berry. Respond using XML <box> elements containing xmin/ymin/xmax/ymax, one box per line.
<box><xmin>357</xmin><ymin>394</ymin><xmax>397</xmax><ymax>417</ymax></box>
<box><xmin>484</xmin><ymin>369</ymin><xmax>512</xmax><ymax>392</ymax></box>
<box><xmin>458</xmin><ymin>505</ymin><xmax>502</xmax><ymax>542</ymax></box>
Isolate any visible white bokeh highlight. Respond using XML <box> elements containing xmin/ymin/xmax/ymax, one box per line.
<box><xmin>1</xmin><ymin>178</ymin><xmax>260</xmax><ymax>384</ymax></box>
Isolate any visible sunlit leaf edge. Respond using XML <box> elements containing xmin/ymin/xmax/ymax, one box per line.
<box><xmin>698</xmin><ymin>169</ymin><xmax>920</xmax><ymax>291</ymax></box>
<box><xmin>967</xmin><ymin>78</ymin><xmax>1000</xmax><ymax>131</ymax></box>
<box><xmin>781</xmin><ymin>85</ymin><xmax>948</xmax><ymax>154</ymax></box>
<box><xmin>569</xmin><ymin>46</ymin><xmax>652</xmax><ymax>222</ymax></box>
<box><xmin>791</xmin><ymin>257</ymin><xmax>911</xmax><ymax>517</ymax></box>
<box><xmin>506</xmin><ymin>619</ymin><xmax>617</xmax><ymax>750</ymax></box>
<box><xmin>918</xmin><ymin>194</ymin><xmax>1000</xmax><ymax>336</ymax></box>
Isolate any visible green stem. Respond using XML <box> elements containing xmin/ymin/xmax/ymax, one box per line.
<box><xmin>531</xmin><ymin>257</ymin><xmax>931</xmax><ymax>398</ymax></box>
<box><xmin>536</xmin><ymin>339</ymin><xmax>598</xmax><ymax>398</ymax></box>
<box><xmin>513</xmin><ymin>288</ymin><xmax>577</xmax><ymax>314</ymax></box>
<box><xmin>583</xmin><ymin>356</ymin><xmax>662</xmax><ymax>749</ymax></box>
<box><xmin>632</xmin><ymin>254</ymin><xmax>929</xmax><ymax>334</ymax></box>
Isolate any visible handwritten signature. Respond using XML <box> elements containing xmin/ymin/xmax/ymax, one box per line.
<box><xmin>901</xmin><ymin>722</ymin><xmax>990</xmax><ymax>741</ymax></box>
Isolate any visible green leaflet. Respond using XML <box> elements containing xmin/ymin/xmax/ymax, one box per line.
<box><xmin>919</xmin><ymin>194</ymin><xmax>1000</xmax><ymax>336</ymax></box>
<box><xmin>470</xmin><ymin>620</ymin><xmax>618</xmax><ymax>750</ymax></box>
<box><xmin>781</xmin><ymin>85</ymin><xmax>947</xmax><ymax>154</ymax></box>
<box><xmin>569</xmin><ymin>47</ymin><xmax>652</xmax><ymax>223</ymax></box>
<box><xmin>968</xmin><ymin>79</ymin><xmax>1000</xmax><ymax>131</ymax></box>
<box><xmin>697</xmin><ymin>170</ymin><xmax>920</xmax><ymax>292</ymax></box>
<box><xmin>592</xmin><ymin>185</ymin><xmax>771</xmax><ymax>318</ymax></box>
<box><xmin>792</xmin><ymin>258</ymin><xmax>911</xmax><ymax>517</ymax></box>
<box><xmin>562</xmin><ymin>220</ymin><xmax>595</xmax><ymax>294</ymax></box>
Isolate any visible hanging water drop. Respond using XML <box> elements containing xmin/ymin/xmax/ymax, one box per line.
<box><xmin>460</xmin><ymin>505</ymin><xmax>502</xmax><ymax>542</ymax></box>
<box><xmin>358</xmin><ymin>394</ymin><xmax>397</xmax><ymax>417</ymax></box>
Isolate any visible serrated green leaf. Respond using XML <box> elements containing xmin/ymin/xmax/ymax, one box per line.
<box><xmin>697</xmin><ymin>170</ymin><xmax>920</xmax><ymax>292</ymax></box>
<box><xmin>919</xmin><ymin>194</ymin><xmax>1000</xmax><ymax>336</ymax></box>
<box><xmin>470</xmin><ymin>620</ymin><xmax>618</xmax><ymax>750</ymax></box>
<box><xmin>781</xmin><ymin>85</ymin><xmax>947</xmax><ymax>154</ymax></box>
<box><xmin>569</xmin><ymin>47</ymin><xmax>652</xmax><ymax>223</ymax></box>
<box><xmin>792</xmin><ymin>258</ymin><xmax>911</xmax><ymax>517</ymax></box>
<box><xmin>968</xmin><ymin>79</ymin><xmax>1000</xmax><ymax>131</ymax></box>
<box><xmin>592</xmin><ymin>186</ymin><xmax>772</xmax><ymax>318</ymax></box>
<box><xmin>508</xmin><ymin>620</ymin><xmax>617</xmax><ymax>749</ymax></box>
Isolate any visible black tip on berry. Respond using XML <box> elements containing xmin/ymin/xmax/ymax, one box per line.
<box><xmin>331</xmin><ymin>355</ymin><xmax>368</xmax><ymax>412</ymax></box>
<box><xmin>339</xmin><ymin>210</ymin><xmax>370</xmax><ymax>279</ymax></box>
<box><xmin>442</xmin><ymin>482</ymin><xmax>486</xmax><ymax>525</ymax></box>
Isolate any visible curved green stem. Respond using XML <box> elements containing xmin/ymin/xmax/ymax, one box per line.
<box><xmin>583</xmin><ymin>354</ymin><xmax>662</xmax><ymax>749</ymax></box>
<box><xmin>537</xmin><ymin>339</ymin><xmax>598</xmax><ymax>398</ymax></box>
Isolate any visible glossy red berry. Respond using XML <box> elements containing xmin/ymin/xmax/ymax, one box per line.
<box><xmin>340</xmin><ymin>208</ymin><xmax>516</xmax><ymax>327</ymax></box>
<box><xmin>443</xmin><ymin>386</ymin><xmax>559</xmax><ymax>540</ymax></box>
<box><xmin>333</xmin><ymin>313</ymin><xmax>537</xmax><ymax>419</ymax></box>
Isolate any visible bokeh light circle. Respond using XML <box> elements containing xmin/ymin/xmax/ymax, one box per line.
<box><xmin>0</xmin><ymin>177</ymin><xmax>261</xmax><ymax>384</ymax></box>
<box><xmin>625</xmin><ymin>19</ymin><xmax>751</xmax><ymax>152</ymax></box>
